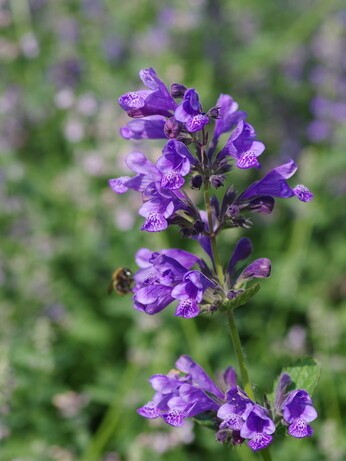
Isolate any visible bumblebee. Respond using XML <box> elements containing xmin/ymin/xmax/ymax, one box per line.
<box><xmin>108</xmin><ymin>267</ymin><xmax>134</xmax><ymax>295</ymax></box>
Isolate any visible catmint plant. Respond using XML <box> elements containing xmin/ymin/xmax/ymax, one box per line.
<box><xmin>109</xmin><ymin>68</ymin><xmax>320</xmax><ymax>458</ymax></box>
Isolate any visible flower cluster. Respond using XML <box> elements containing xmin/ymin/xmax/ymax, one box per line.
<box><xmin>110</xmin><ymin>68</ymin><xmax>313</xmax><ymax>235</ymax></box>
<box><xmin>110</xmin><ymin>67</ymin><xmax>318</xmax><ymax>456</ymax></box>
<box><xmin>137</xmin><ymin>356</ymin><xmax>317</xmax><ymax>452</ymax></box>
<box><xmin>130</xmin><ymin>238</ymin><xmax>271</xmax><ymax>319</ymax></box>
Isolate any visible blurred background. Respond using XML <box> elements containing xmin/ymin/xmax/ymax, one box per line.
<box><xmin>1</xmin><ymin>0</ymin><xmax>346</xmax><ymax>460</ymax></box>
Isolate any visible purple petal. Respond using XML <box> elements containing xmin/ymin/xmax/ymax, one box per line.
<box><xmin>120</xmin><ymin>115</ymin><xmax>166</xmax><ymax>140</ymax></box>
<box><xmin>236</xmin><ymin>152</ymin><xmax>261</xmax><ymax>169</ymax></box>
<box><xmin>238</xmin><ymin>258</ymin><xmax>271</xmax><ymax>281</ymax></box>
<box><xmin>175</xmin><ymin>298</ymin><xmax>200</xmax><ymax>318</ymax></box>
<box><xmin>219</xmin><ymin>413</ymin><xmax>244</xmax><ymax>430</ymax></box>
<box><xmin>228</xmin><ymin>237</ymin><xmax>253</xmax><ymax>274</ymax></box>
<box><xmin>247</xmin><ymin>434</ymin><xmax>273</xmax><ymax>451</ymax></box>
<box><xmin>137</xmin><ymin>401</ymin><xmax>161</xmax><ymax>419</ymax></box>
<box><xmin>213</xmin><ymin>93</ymin><xmax>247</xmax><ymax>140</ymax></box>
<box><xmin>125</xmin><ymin>151</ymin><xmax>161</xmax><ymax>178</ymax></box>
<box><xmin>162</xmin><ymin>409</ymin><xmax>185</xmax><ymax>427</ymax></box>
<box><xmin>240</xmin><ymin>160</ymin><xmax>298</xmax><ymax>200</ymax></box>
<box><xmin>161</xmin><ymin>171</ymin><xmax>185</xmax><ymax>190</ymax></box>
<box><xmin>186</xmin><ymin>114</ymin><xmax>210</xmax><ymax>132</ymax></box>
<box><xmin>118</xmin><ymin>90</ymin><xmax>149</xmax><ymax>110</ymax></box>
<box><xmin>108</xmin><ymin>177</ymin><xmax>131</xmax><ymax>194</ymax></box>
<box><xmin>223</xmin><ymin>367</ymin><xmax>237</xmax><ymax>389</ymax></box>
<box><xmin>293</xmin><ymin>185</ymin><xmax>314</xmax><ymax>202</ymax></box>
<box><xmin>175</xmin><ymin>355</ymin><xmax>224</xmax><ymax>399</ymax></box>
<box><xmin>288</xmin><ymin>419</ymin><xmax>314</xmax><ymax>438</ymax></box>
<box><xmin>135</xmin><ymin>248</ymin><xmax>153</xmax><ymax>268</ymax></box>
<box><xmin>150</xmin><ymin>375</ymin><xmax>180</xmax><ymax>393</ymax></box>
<box><xmin>163</xmin><ymin>249</ymin><xmax>200</xmax><ymax>269</ymax></box>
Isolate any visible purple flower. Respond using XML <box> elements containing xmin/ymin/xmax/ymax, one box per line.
<box><xmin>281</xmin><ymin>390</ymin><xmax>317</xmax><ymax>438</ymax></box>
<box><xmin>108</xmin><ymin>151</ymin><xmax>161</xmax><ymax>194</ymax></box>
<box><xmin>120</xmin><ymin>115</ymin><xmax>167</xmax><ymax>140</ymax></box>
<box><xmin>213</xmin><ymin>94</ymin><xmax>247</xmax><ymax>141</ymax></box>
<box><xmin>174</xmin><ymin>89</ymin><xmax>209</xmax><ymax>132</ymax></box>
<box><xmin>137</xmin><ymin>355</ymin><xmax>225</xmax><ymax>427</ymax></box>
<box><xmin>156</xmin><ymin>140</ymin><xmax>196</xmax><ymax>190</ymax></box>
<box><xmin>171</xmin><ymin>271</ymin><xmax>216</xmax><ymax>318</ymax></box>
<box><xmin>240</xmin><ymin>405</ymin><xmax>275</xmax><ymax>451</ymax></box>
<box><xmin>240</xmin><ymin>160</ymin><xmax>314</xmax><ymax>202</ymax></box>
<box><xmin>219</xmin><ymin>120</ymin><xmax>265</xmax><ymax>169</ymax></box>
<box><xmin>132</xmin><ymin>249</ymin><xmax>214</xmax><ymax>318</ymax></box>
<box><xmin>118</xmin><ymin>68</ymin><xmax>177</xmax><ymax>118</ymax></box>
<box><xmin>217</xmin><ymin>388</ymin><xmax>275</xmax><ymax>451</ymax></box>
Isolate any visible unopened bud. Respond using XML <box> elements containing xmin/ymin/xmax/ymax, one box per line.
<box><xmin>170</xmin><ymin>83</ymin><xmax>187</xmax><ymax>98</ymax></box>
<box><xmin>191</xmin><ymin>175</ymin><xmax>203</xmax><ymax>190</ymax></box>
<box><xmin>210</xmin><ymin>174</ymin><xmax>225</xmax><ymax>189</ymax></box>
<box><xmin>164</xmin><ymin>117</ymin><xmax>183</xmax><ymax>139</ymax></box>
<box><xmin>208</xmin><ymin>105</ymin><xmax>220</xmax><ymax>119</ymax></box>
<box><xmin>227</xmin><ymin>204</ymin><xmax>240</xmax><ymax>218</ymax></box>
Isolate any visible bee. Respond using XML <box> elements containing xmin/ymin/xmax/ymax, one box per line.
<box><xmin>108</xmin><ymin>267</ymin><xmax>134</xmax><ymax>295</ymax></box>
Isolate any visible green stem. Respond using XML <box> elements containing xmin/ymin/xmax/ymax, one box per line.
<box><xmin>226</xmin><ymin>309</ymin><xmax>273</xmax><ymax>461</ymax></box>
<box><xmin>226</xmin><ymin>310</ymin><xmax>254</xmax><ymax>400</ymax></box>
<box><xmin>203</xmin><ymin>179</ymin><xmax>224</xmax><ymax>286</ymax></box>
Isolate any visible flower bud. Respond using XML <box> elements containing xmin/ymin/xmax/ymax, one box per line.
<box><xmin>210</xmin><ymin>174</ymin><xmax>225</xmax><ymax>189</ymax></box>
<box><xmin>191</xmin><ymin>175</ymin><xmax>203</xmax><ymax>190</ymax></box>
<box><xmin>208</xmin><ymin>105</ymin><xmax>220</xmax><ymax>119</ymax></box>
<box><xmin>227</xmin><ymin>204</ymin><xmax>240</xmax><ymax>218</ymax></box>
<box><xmin>164</xmin><ymin>117</ymin><xmax>183</xmax><ymax>139</ymax></box>
<box><xmin>170</xmin><ymin>83</ymin><xmax>187</xmax><ymax>98</ymax></box>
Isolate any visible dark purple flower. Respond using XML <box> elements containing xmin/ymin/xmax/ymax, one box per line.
<box><xmin>118</xmin><ymin>68</ymin><xmax>177</xmax><ymax>118</ymax></box>
<box><xmin>174</xmin><ymin>89</ymin><xmax>209</xmax><ymax>132</ymax></box>
<box><xmin>219</xmin><ymin>120</ymin><xmax>265</xmax><ymax>169</ymax></box>
<box><xmin>120</xmin><ymin>115</ymin><xmax>166</xmax><ymax>140</ymax></box>
<box><xmin>281</xmin><ymin>390</ymin><xmax>317</xmax><ymax>438</ymax></box>
<box><xmin>240</xmin><ymin>160</ymin><xmax>314</xmax><ymax>202</ymax></box>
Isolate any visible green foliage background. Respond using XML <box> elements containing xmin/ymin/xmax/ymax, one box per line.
<box><xmin>1</xmin><ymin>0</ymin><xmax>345</xmax><ymax>460</ymax></box>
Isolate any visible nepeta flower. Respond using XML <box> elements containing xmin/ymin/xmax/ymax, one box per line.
<box><xmin>240</xmin><ymin>160</ymin><xmax>314</xmax><ymax>202</ymax></box>
<box><xmin>281</xmin><ymin>390</ymin><xmax>317</xmax><ymax>438</ymax></box>
<box><xmin>118</xmin><ymin>67</ymin><xmax>177</xmax><ymax>118</ymax></box>
<box><xmin>174</xmin><ymin>88</ymin><xmax>209</xmax><ymax>132</ymax></box>
<box><xmin>217</xmin><ymin>388</ymin><xmax>275</xmax><ymax>451</ymax></box>
<box><xmin>132</xmin><ymin>249</ymin><xmax>215</xmax><ymax>318</ymax></box>
<box><xmin>212</xmin><ymin>94</ymin><xmax>247</xmax><ymax>143</ymax></box>
<box><xmin>108</xmin><ymin>142</ymin><xmax>195</xmax><ymax>232</ymax></box>
<box><xmin>219</xmin><ymin>120</ymin><xmax>265</xmax><ymax>169</ymax></box>
<box><xmin>137</xmin><ymin>355</ymin><xmax>224</xmax><ymax>426</ymax></box>
<box><xmin>225</xmin><ymin>237</ymin><xmax>271</xmax><ymax>297</ymax></box>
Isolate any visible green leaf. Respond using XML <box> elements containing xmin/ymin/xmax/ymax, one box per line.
<box><xmin>222</xmin><ymin>283</ymin><xmax>260</xmax><ymax>310</ymax></box>
<box><xmin>192</xmin><ymin>412</ymin><xmax>219</xmax><ymax>431</ymax></box>
<box><xmin>268</xmin><ymin>358</ymin><xmax>321</xmax><ymax>409</ymax></box>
